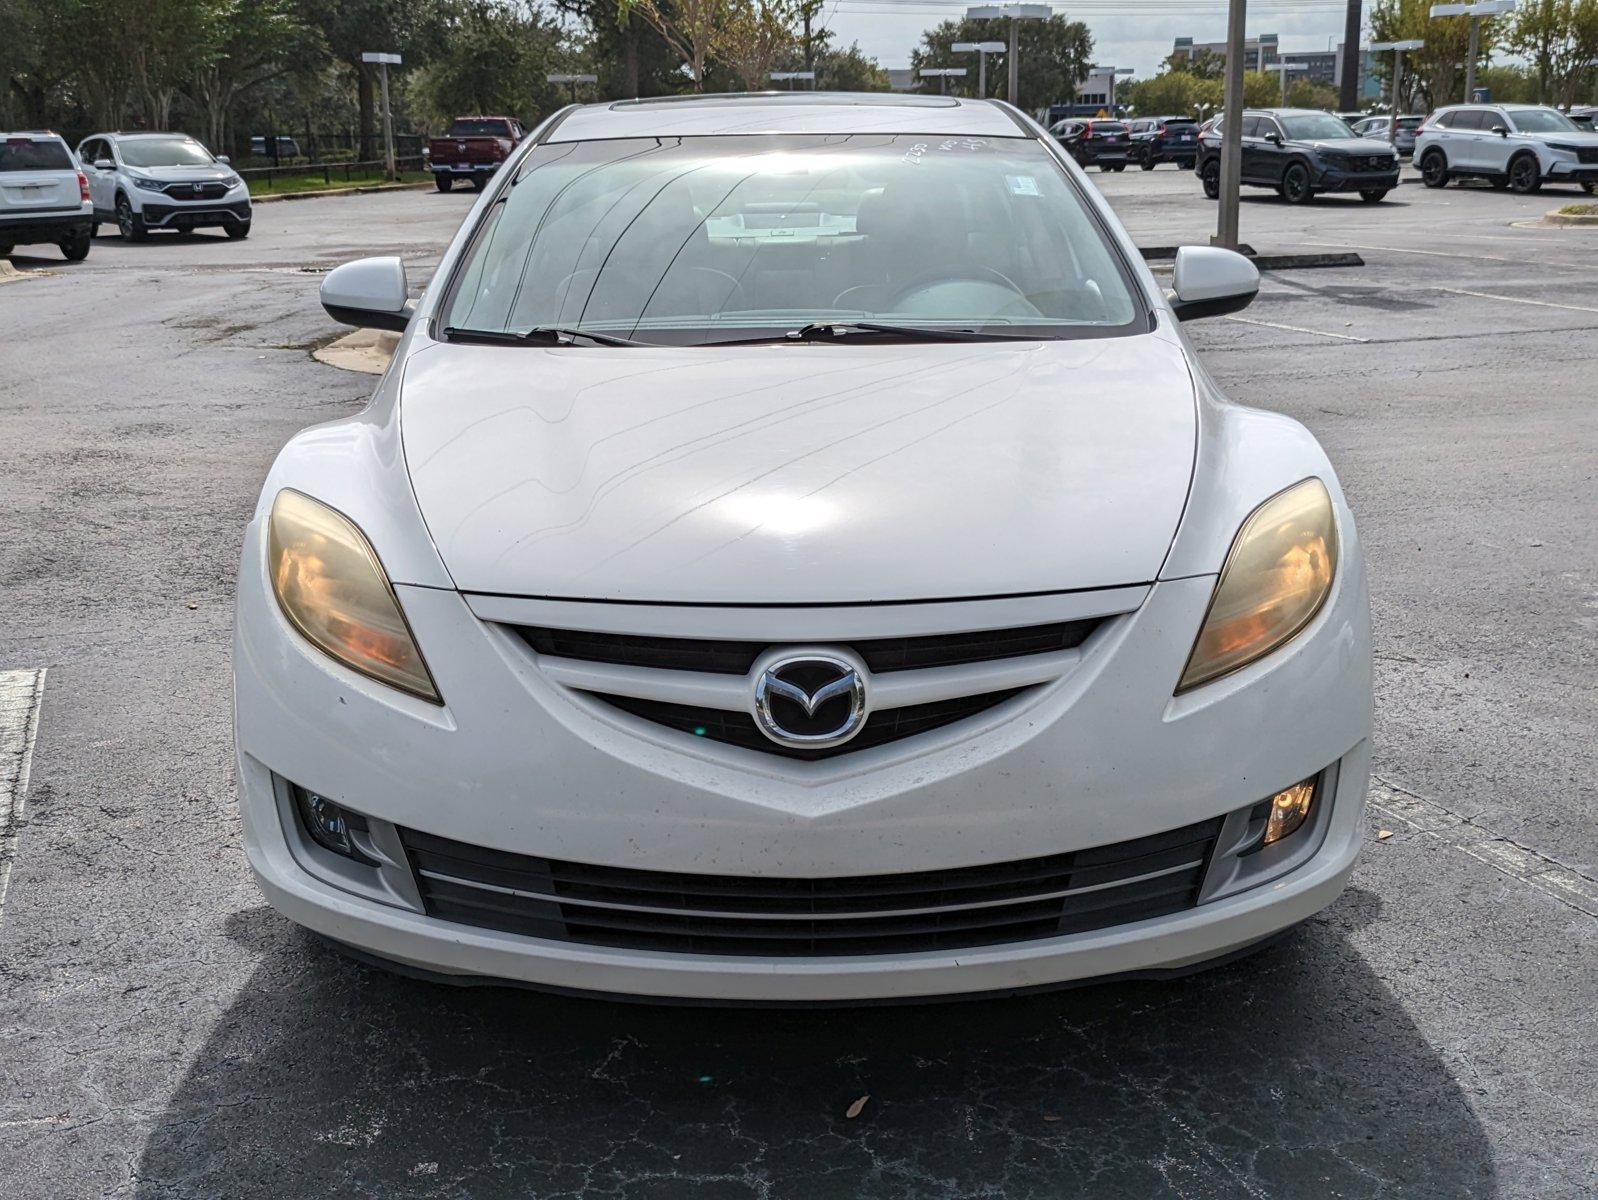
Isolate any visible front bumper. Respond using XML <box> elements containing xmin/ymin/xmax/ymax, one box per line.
<box><xmin>234</xmin><ymin>521</ymin><xmax>1372</xmax><ymax>1002</ymax></box>
<box><xmin>1313</xmin><ymin>164</ymin><xmax>1401</xmax><ymax>192</ymax></box>
<box><xmin>0</xmin><ymin>210</ymin><xmax>92</xmax><ymax>243</ymax></box>
<box><xmin>1547</xmin><ymin>163</ymin><xmax>1598</xmax><ymax>183</ymax></box>
<box><xmin>138</xmin><ymin>198</ymin><xmax>251</xmax><ymax>228</ymax></box>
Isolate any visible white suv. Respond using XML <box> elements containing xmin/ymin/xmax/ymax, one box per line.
<box><xmin>76</xmin><ymin>131</ymin><xmax>252</xmax><ymax>240</ymax></box>
<box><xmin>0</xmin><ymin>131</ymin><xmax>92</xmax><ymax>260</ymax></box>
<box><xmin>1415</xmin><ymin>103</ymin><xmax>1598</xmax><ymax>195</ymax></box>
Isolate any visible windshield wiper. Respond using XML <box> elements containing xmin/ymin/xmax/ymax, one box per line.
<box><xmin>784</xmin><ymin>321</ymin><xmax>1042</xmax><ymax>344</ymax></box>
<box><xmin>443</xmin><ymin>325</ymin><xmax>642</xmax><ymax>347</ymax></box>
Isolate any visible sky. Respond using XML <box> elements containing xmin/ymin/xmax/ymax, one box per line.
<box><xmin>817</xmin><ymin>3</ymin><xmax>1362</xmax><ymax>77</ymax></box>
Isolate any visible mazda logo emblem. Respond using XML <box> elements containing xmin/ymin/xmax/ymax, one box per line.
<box><xmin>752</xmin><ymin>652</ymin><xmax>867</xmax><ymax>749</ymax></box>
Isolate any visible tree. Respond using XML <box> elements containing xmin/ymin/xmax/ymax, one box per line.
<box><xmin>1371</xmin><ymin>0</ymin><xmax>1508</xmax><ymax>106</ymax></box>
<box><xmin>1164</xmin><ymin>48</ymin><xmax>1226</xmax><ymax>81</ymax></box>
<box><xmin>909</xmin><ymin>14</ymin><xmax>1092</xmax><ymax>110</ymax></box>
<box><xmin>557</xmin><ymin>0</ymin><xmax>684</xmax><ymax>97</ymax></box>
<box><xmin>302</xmin><ymin>0</ymin><xmax>448</xmax><ymax>158</ymax></box>
<box><xmin>409</xmin><ymin>0</ymin><xmax>565</xmax><ymax>125</ymax></box>
<box><xmin>1122</xmin><ymin>70</ymin><xmax>1221</xmax><ymax>118</ymax></box>
<box><xmin>617</xmin><ymin>0</ymin><xmax>728</xmax><ymax>91</ymax></box>
<box><xmin>713</xmin><ymin>0</ymin><xmax>798</xmax><ymax>91</ymax></box>
<box><xmin>1508</xmin><ymin>0</ymin><xmax>1598</xmax><ymax>106</ymax></box>
<box><xmin>184</xmin><ymin>0</ymin><xmax>314</xmax><ymax>151</ymax></box>
<box><xmin>1285</xmin><ymin>79</ymin><xmax>1340</xmax><ymax>110</ymax></box>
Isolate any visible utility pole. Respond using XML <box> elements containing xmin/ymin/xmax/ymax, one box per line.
<box><xmin>1339</xmin><ymin>0</ymin><xmax>1364</xmax><ymax>112</ymax></box>
<box><xmin>362</xmin><ymin>52</ymin><xmax>401</xmax><ymax>180</ymax></box>
<box><xmin>966</xmin><ymin>5</ymin><xmax>1049</xmax><ymax>107</ymax></box>
<box><xmin>1429</xmin><ymin>1</ymin><xmax>1517</xmax><ymax>101</ymax></box>
<box><xmin>952</xmin><ymin>41</ymin><xmax>1006</xmax><ymax>99</ymax></box>
<box><xmin>1213</xmin><ymin>0</ymin><xmax>1247</xmax><ymax>250</ymax></box>
<box><xmin>1370</xmin><ymin>39</ymin><xmax>1424</xmax><ymax>140</ymax></box>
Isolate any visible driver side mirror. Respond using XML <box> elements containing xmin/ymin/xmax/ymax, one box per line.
<box><xmin>1490</xmin><ymin>124</ymin><xmax>1507</xmax><ymax>136</ymax></box>
<box><xmin>93</xmin><ymin>159</ymin><xmax>113</xmax><ymax>171</ymax></box>
<box><xmin>1168</xmin><ymin>246</ymin><xmax>1259</xmax><ymax>322</ymax></box>
<box><xmin>320</xmin><ymin>256</ymin><xmax>411</xmax><ymax>332</ymax></box>
<box><xmin>1265</xmin><ymin>132</ymin><xmax>1284</xmax><ymax>146</ymax></box>
<box><xmin>216</xmin><ymin>154</ymin><xmax>230</xmax><ymax>164</ymax></box>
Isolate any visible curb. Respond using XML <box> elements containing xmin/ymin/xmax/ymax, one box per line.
<box><xmin>1542</xmin><ymin>209</ymin><xmax>1598</xmax><ymax>226</ymax></box>
<box><xmin>1140</xmin><ymin>247</ymin><xmax>1362</xmax><ymax>270</ymax></box>
<box><xmin>250</xmin><ymin>180</ymin><xmax>435</xmax><ymax>204</ymax></box>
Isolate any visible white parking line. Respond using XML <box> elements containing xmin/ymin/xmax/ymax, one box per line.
<box><xmin>1436</xmin><ymin>287</ymin><xmax>1598</xmax><ymax>316</ymax></box>
<box><xmin>1223</xmin><ymin>315</ymin><xmax>1369</xmax><ymax>342</ymax></box>
<box><xmin>0</xmin><ymin>669</ymin><xmax>46</xmax><ymax>926</ymax></box>
<box><xmin>1369</xmin><ymin>778</ymin><xmax>1598</xmax><ymax>918</ymax></box>
<box><xmin>1301</xmin><ymin>239</ymin><xmax>1517</xmax><ymax>264</ymax></box>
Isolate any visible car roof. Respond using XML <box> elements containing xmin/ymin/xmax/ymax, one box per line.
<box><xmin>549</xmin><ymin>93</ymin><xmax>1026</xmax><ymax>142</ymax></box>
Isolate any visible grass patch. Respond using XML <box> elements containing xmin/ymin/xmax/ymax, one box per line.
<box><xmin>1556</xmin><ymin>203</ymin><xmax>1597</xmax><ymax>216</ymax></box>
<box><xmin>247</xmin><ymin>169</ymin><xmax>430</xmax><ymax>197</ymax></box>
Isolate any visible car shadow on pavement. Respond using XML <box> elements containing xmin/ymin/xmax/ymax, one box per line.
<box><xmin>133</xmin><ymin>887</ymin><xmax>1496</xmax><ymax>1199</ymax></box>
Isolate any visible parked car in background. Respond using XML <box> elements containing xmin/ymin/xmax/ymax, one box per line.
<box><xmin>249</xmin><ymin>135</ymin><xmax>302</xmax><ymax>160</ymax></box>
<box><xmin>1128</xmin><ymin>116</ymin><xmax>1200</xmax><ymax>169</ymax></box>
<box><xmin>425</xmin><ymin>116</ymin><xmax>525</xmax><ymax>191</ymax></box>
<box><xmin>1568</xmin><ymin>107</ymin><xmax>1596</xmax><ymax>130</ymax></box>
<box><xmin>77</xmin><ymin>132</ymin><xmax>251</xmax><ymax>240</ymax></box>
<box><xmin>0</xmin><ymin>131</ymin><xmax>92</xmax><ymax>260</ymax></box>
<box><xmin>1049</xmin><ymin>118</ymin><xmax>1132</xmax><ymax>171</ymax></box>
<box><xmin>1350</xmin><ymin>115</ymin><xmax>1424</xmax><ymax>157</ymax></box>
<box><xmin>1195</xmin><ymin>108</ymin><xmax>1400</xmax><ymax>204</ymax></box>
<box><xmin>1415</xmin><ymin>104</ymin><xmax>1598</xmax><ymax>194</ymax></box>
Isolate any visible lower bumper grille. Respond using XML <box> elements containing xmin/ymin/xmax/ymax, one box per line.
<box><xmin>400</xmin><ymin>816</ymin><xmax>1223</xmax><ymax>957</ymax></box>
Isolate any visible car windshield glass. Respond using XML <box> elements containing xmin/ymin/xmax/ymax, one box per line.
<box><xmin>1508</xmin><ymin>109</ymin><xmax>1578</xmax><ymax>133</ymax></box>
<box><xmin>1397</xmin><ymin>117</ymin><xmax>1423</xmax><ymax>130</ymax></box>
<box><xmin>448</xmin><ymin>120</ymin><xmax>508</xmax><ymax>137</ymax></box>
<box><xmin>443</xmin><ymin>133</ymin><xmax>1143</xmax><ymax>345</ymax></box>
<box><xmin>0</xmin><ymin>139</ymin><xmax>72</xmax><ymax>171</ymax></box>
<box><xmin>119</xmin><ymin>137</ymin><xmax>213</xmax><ymax>167</ymax></box>
<box><xmin>1279</xmin><ymin>113</ymin><xmax>1355</xmax><ymax>140</ymax></box>
<box><xmin>1091</xmin><ymin>123</ymin><xmax>1127</xmax><ymax>134</ymax></box>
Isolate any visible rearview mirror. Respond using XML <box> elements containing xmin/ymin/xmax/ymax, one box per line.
<box><xmin>320</xmin><ymin>256</ymin><xmax>411</xmax><ymax>332</ymax></box>
<box><xmin>1168</xmin><ymin>246</ymin><xmax>1259</xmax><ymax>322</ymax></box>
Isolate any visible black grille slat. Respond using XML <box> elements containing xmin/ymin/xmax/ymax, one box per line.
<box><xmin>400</xmin><ymin>818</ymin><xmax>1221</xmax><ymax>957</ymax></box>
<box><xmin>520</xmin><ymin>619</ymin><xmax>1102</xmax><ymax>677</ymax></box>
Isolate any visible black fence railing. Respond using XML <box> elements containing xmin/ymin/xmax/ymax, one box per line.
<box><xmin>239</xmin><ymin>155</ymin><xmax>427</xmax><ymax>191</ymax></box>
<box><xmin>231</xmin><ymin>132</ymin><xmax>427</xmax><ymax>169</ymax></box>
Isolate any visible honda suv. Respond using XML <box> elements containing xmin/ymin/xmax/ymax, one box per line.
<box><xmin>0</xmin><ymin>132</ymin><xmax>92</xmax><ymax>260</ymax></box>
<box><xmin>1196</xmin><ymin>109</ymin><xmax>1400</xmax><ymax>204</ymax></box>
<box><xmin>1050</xmin><ymin>119</ymin><xmax>1132</xmax><ymax>171</ymax></box>
<box><xmin>1415</xmin><ymin>104</ymin><xmax>1598</xmax><ymax>195</ymax></box>
<box><xmin>77</xmin><ymin>131</ymin><xmax>252</xmax><ymax>240</ymax></box>
<box><xmin>1129</xmin><ymin>116</ymin><xmax>1200</xmax><ymax>169</ymax></box>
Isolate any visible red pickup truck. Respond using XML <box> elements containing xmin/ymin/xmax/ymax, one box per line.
<box><xmin>426</xmin><ymin>117</ymin><xmax>525</xmax><ymax>192</ymax></box>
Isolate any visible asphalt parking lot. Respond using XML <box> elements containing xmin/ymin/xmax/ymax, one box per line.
<box><xmin>1</xmin><ymin>167</ymin><xmax>1595</xmax><ymax>1198</ymax></box>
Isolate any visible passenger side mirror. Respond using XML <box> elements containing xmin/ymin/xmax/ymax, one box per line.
<box><xmin>1168</xmin><ymin>245</ymin><xmax>1259</xmax><ymax>322</ymax></box>
<box><xmin>320</xmin><ymin>256</ymin><xmax>411</xmax><ymax>332</ymax></box>
<box><xmin>94</xmin><ymin>159</ymin><xmax>113</xmax><ymax>171</ymax></box>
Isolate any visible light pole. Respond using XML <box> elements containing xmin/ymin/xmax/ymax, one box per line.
<box><xmin>1091</xmin><ymin>65</ymin><xmax>1134</xmax><ymax>116</ymax></box>
<box><xmin>1370</xmin><ymin>39</ymin><xmax>1424</xmax><ymax>144</ymax></box>
<box><xmin>770</xmin><ymin>70</ymin><xmax>816</xmax><ymax>91</ymax></box>
<box><xmin>966</xmin><ymin>5</ymin><xmax>1050</xmax><ymax>106</ymax></box>
<box><xmin>951</xmin><ymin>41</ymin><xmax>1006</xmax><ymax>99</ymax></box>
<box><xmin>547</xmin><ymin>73</ymin><xmax>598</xmax><ymax>104</ymax></box>
<box><xmin>1212</xmin><ymin>0</ymin><xmax>1247</xmax><ymax>251</ymax></box>
<box><xmin>1429</xmin><ymin>1</ymin><xmax>1517</xmax><ymax>102</ymax></box>
<box><xmin>1267</xmin><ymin>61</ymin><xmax>1308</xmax><ymax>105</ymax></box>
<box><xmin>361</xmin><ymin>51</ymin><xmax>401</xmax><ymax>180</ymax></box>
<box><xmin>919</xmin><ymin>67</ymin><xmax>968</xmax><ymax>96</ymax></box>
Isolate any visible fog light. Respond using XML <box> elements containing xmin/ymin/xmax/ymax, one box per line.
<box><xmin>1263</xmin><ymin>780</ymin><xmax>1317</xmax><ymax>846</ymax></box>
<box><xmin>293</xmin><ymin>787</ymin><xmax>377</xmax><ymax>864</ymax></box>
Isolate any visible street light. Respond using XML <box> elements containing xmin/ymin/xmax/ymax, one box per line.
<box><xmin>770</xmin><ymin>70</ymin><xmax>817</xmax><ymax>91</ymax></box>
<box><xmin>1430</xmin><ymin>1</ymin><xmax>1517</xmax><ymax>101</ymax></box>
<box><xmin>1266</xmin><ymin>61</ymin><xmax>1308</xmax><ymax>105</ymax></box>
<box><xmin>1091</xmin><ymin>66</ymin><xmax>1135</xmax><ymax>116</ymax></box>
<box><xmin>966</xmin><ymin>5</ymin><xmax>1050</xmax><ymax>106</ymax></box>
<box><xmin>547</xmin><ymin>73</ymin><xmax>598</xmax><ymax>104</ymax></box>
<box><xmin>361</xmin><ymin>52</ymin><xmax>401</xmax><ymax>180</ymax></box>
<box><xmin>919</xmin><ymin>67</ymin><xmax>968</xmax><ymax>96</ymax></box>
<box><xmin>1370</xmin><ymin>39</ymin><xmax>1425</xmax><ymax>145</ymax></box>
<box><xmin>951</xmin><ymin>40</ymin><xmax>1007</xmax><ymax>98</ymax></box>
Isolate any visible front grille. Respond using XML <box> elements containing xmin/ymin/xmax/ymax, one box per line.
<box><xmin>399</xmin><ymin>816</ymin><xmax>1223</xmax><ymax>957</ymax></box>
<box><xmin>520</xmin><ymin>619</ymin><xmax>1102</xmax><ymax>676</ymax></box>
<box><xmin>1578</xmin><ymin>147</ymin><xmax>1598</xmax><ymax>165</ymax></box>
<box><xmin>1348</xmin><ymin>155</ymin><xmax>1394</xmax><ymax>172</ymax></box>
<box><xmin>162</xmin><ymin>180</ymin><xmax>228</xmax><ymax>199</ymax></box>
<box><xmin>596</xmin><ymin>688</ymin><xmax>1024</xmax><ymax>760</ymax></box>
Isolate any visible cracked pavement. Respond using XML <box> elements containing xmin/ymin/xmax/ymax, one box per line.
<box><xmin>1</xmin><ymin>174</ymin><xmax>1595</xmax><ymax>1198</ymax></box>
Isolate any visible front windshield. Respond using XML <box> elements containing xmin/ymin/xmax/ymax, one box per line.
<box><xmin>1280</xmin><ymin>113</ymin><xmax>1356</xmax><ymax>140</ymax></box>
<box><xmin>1508</xmin><ymin>108</ymin><xmax>1578</xmax><ymax>133</ymax></box>
<box><xmin>120</xmin><ymin>137</ymin><xmax>214</xmax><ymax>168</ymax></box>
<box><xmin>443</xmin><ymin>133</ymin><xmax>1142</xmax><ymax>345</ymax></box>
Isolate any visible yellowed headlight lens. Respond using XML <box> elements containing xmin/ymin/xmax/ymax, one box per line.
<box><xmin>267</xmin><ymin>489</ymin><xmax>441</xmax><ymax>702</ymax></box>
<box><xmin>1177</xmin><ymin>478</ymin><xmax>1338</xmax><ymax>693</ymax></box>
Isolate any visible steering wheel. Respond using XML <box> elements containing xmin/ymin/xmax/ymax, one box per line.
<box><xmin>885</xmin><ymin>264</ymin><xmax>1029</xmax><ymax>311</ymax></box>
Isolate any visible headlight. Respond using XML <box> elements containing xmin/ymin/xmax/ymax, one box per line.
<box><xmin>221</xmin><ymin>174</ymin><xmax>242</xmax><ymax>189</ymax></box>
<box><xmin>129</xmin><ymin>175</ymin><xmax>166</xmax><ymax>192</ymax></box>
<box><xmin>1177</xmin><ymin>478</ymin><xmax>1338</xmax><ymax>693</ymax></box>
<box><xmin>1547</xmin><ymin>142</ymin><xmax>1580</xmax><ymax>154</ymax></box>
<box><xmin>267</xmin><ymin>489</ymin><xmax>442</xmax><ymax>702</ymax></box>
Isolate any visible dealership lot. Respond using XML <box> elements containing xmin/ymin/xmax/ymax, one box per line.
<box><xmin>1</xmin><ymin>172</ymin><xmax>1595</xmax><ymax>1198</ymax></box>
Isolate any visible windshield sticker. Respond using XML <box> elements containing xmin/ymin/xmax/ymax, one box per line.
<box><xmin>1006</xmin><ymin>175</ymin><xmax>1041</xmax><ymax>196</ymax></box>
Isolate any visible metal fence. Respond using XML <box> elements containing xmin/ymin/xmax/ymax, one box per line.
<box><xmin>238</xmin><ymin>155</ymin><xmax>427</xmax><ymax>191</ymax></box>
<box><xmin>230</xmin><ymin>132</ymin><xmax>427</xmax><ymax>169</ymax></box>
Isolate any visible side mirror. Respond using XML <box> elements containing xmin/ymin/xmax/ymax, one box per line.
<box><xmin>216</xmin><ymin>154</ymin><xmax>230</xmax><ymax>164</ymax></box>
<box><xmin>1265</xmin><ymin>132</ymin><xmax>1284</xmax><ymax>146</ymax></box>
<box><xmin>320</xmin><ymin>256</ymin><xmax>411</xmax><ymax>332</ymax></box>
<box><xmin>94</xmin><ymin>159</ymin><xmax>114</xmax><ymax>171</ymax></box>
<box><xmin>1491</xmin><ymin>124</ymin><xmax>1507</xmax><ymax>136</ymax></box>
<box><xmin>1168</xmin><ymin>245</ymin><xmax>1259</xmax><ymax>322</ymax></box>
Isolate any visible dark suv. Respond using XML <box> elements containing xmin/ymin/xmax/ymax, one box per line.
<box><xmin>1128</xmin><ymin>116</ymin><xmax>1200</xmax><ymax>169</ymax></box>
<box><xmin>1194</xmin><ymin>108</ymin><xmax>1401</xmax><ymax>204</ymax></box>
<box><xmin>1049</xmin><ymin>119</ymin><xmax>1132</xmax><ymax>172</ymax></box>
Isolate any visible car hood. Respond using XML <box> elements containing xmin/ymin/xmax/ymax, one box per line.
<box><xmin>130</xmin><ymin>164</ymin><xmax>232</xmax><ymax>181</ymax></box>
<box><xmin>398</xmin><ymin>335</ymin><xmax>1198</xmax><ymax>603</ymax></box>
<box><xmin>1540</xmin><ymin>130</ymin><xmax>1598</xmax><ymax>146</ymax></box>
<box><xmin>1302</xmin><ymin>137</ymin><xmax>1396</xmax><ymax>155</ymax></box>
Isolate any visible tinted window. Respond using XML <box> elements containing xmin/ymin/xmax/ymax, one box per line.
<box><xmin>1278</xmin><ymin>113</ymin><xmax>1354</xmax><ymax>139</ymax></box>
<box><xmin>78</xmin><ymin>139</ymin><xmax>103</xmax><ymax>164</ymax></box>
<box><xmin>1161</xmin><ymin>119</ymin><xmax>1196</xmax><ymax>128</ymax></box>
<box><xmin>445</xmin><ymin>133</ymin><xmax>1143</xmax><ymax>345</ymax></box>
<box><xmin>0</xmin><ymin>138</ymin><xmax>73</xmax><ymax>171</ymax></box>
<box><xmin>119</xmin><ymin>137</ymin><xmax>214</xmax><ymax>167</ymax></box>
<box><xmin>1508</xmin><ymin>108</ymin><xmax>1578</xmax><ymax>133</ymax></box>
<box><xmin>448</xmin><ymin>119</ymin><xmax>512</xmax><ymax>137</ymax></box>
<box><xmin>1451</xmin><ymin>110</ymin><xmax>1485</xmax><ymax>130</ymax></box>
<box><xmin>1241</xmin><ymin>116</ymin><xmax>1262</xmax><ymax>137</ymax></box>
<box><xmin>1090</xmin><ymin>123</ymin><xmax>1127</xmax><ymax>135</ymax></box>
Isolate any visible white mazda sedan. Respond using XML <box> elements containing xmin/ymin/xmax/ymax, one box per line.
<box><xmin>234</xmin><ymin>94</ymin><xmax>1371</xmax><ymax>1003</ymax></box>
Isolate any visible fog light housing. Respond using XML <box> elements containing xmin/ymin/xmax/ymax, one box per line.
<box><xmin>293</xmin><ymin>787</ymin><xmax>377</xmax><ymax>865</ymax></box>
<box><xmin>1259</xmin><ymin>779</ymin><xmax>1317</xmax><ymax>848</ymax></box>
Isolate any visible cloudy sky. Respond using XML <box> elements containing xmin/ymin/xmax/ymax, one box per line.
<box><xmin>817</xmin><ymin>3</ymin><xmax>1362</xmax><ymax>78</ymax></box>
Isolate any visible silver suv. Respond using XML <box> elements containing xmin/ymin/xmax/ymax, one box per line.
<box><xmin>1415</xmin><ymin>103</ymin><xmax>1598</xmax><ymax>195</ymax></box>
<box><xmin>0</xmin><ymin>131</ymin><xmax>92</xmax><ymax>260</ymax></box>
<box><xmin>76</xmin><ymin>131</ymin><xmax>251</xmax><ymax>240</ymax></box>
